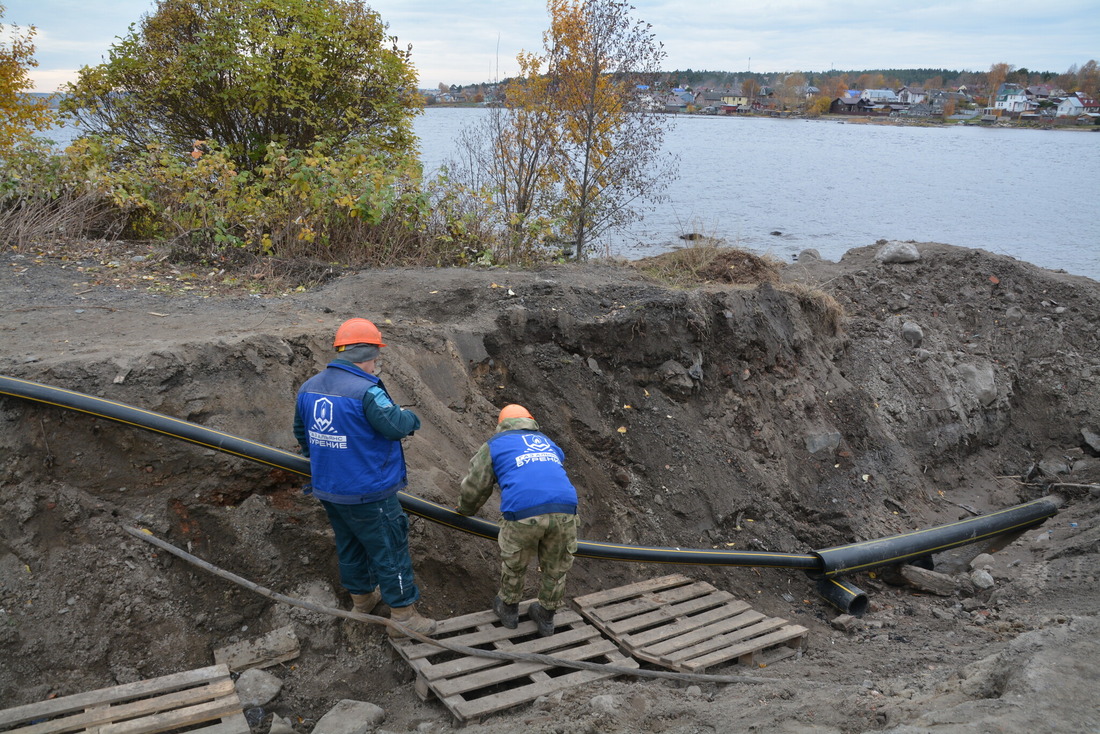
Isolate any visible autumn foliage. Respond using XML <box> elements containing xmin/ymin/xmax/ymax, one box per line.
<box><xmin>61</xmin><ymin>0</ymin><xmax>420</xmax><ymax>170</ymax></box>
<box><xmin>448</xmin><ymin>0</ymin><xmax>672</xmax><ymax>261</ymax></box>
<box><xmin>0</xmin><ymin>4</ymin><xmax>54</xmax><ymax>155</ymax></box>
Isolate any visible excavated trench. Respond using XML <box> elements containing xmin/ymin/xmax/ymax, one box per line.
<box><xmin>1</xmin><ymin>250</ymin><xmax>1097</xmax><ymax>725</ymax></box>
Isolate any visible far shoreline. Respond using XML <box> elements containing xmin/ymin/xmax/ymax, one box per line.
<box><xmin>425</xmin><ymin>103</ymin><xmax>1100</xmax><ymax>132</ymax></box>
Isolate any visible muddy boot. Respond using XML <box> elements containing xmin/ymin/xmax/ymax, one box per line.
<box><xmin>350</xmin><ymin>588</ymin><xmax>381</xmax><ymax>616</ymax></box>
<box><xmin>528</xmin><ymin>601</ymin><xmax>556</xmax><ymax>637</ymax></box>
<box><xmin>492</xmin><ymin>595</ymin><xmax>519</xmax><ymax>629</ymax></box>
<box><xmin>388</xmin><ymin>604</ymin><xmax>438</xmax><ymax>638</ymax></box>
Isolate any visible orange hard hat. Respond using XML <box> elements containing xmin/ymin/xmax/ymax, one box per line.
<box><xmin>498</xmin><ymin>404</ymin><xmax>534</xmax><ymax>423</ymax></box>
<box><xmin>333</xmin><ymin>318</ymin><xmax>387</xmax><ymax>349</ymax></box>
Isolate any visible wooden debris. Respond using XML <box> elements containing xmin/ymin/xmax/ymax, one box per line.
<box><xmin>389</xmin><ymin>602</ymin><xmax>638</xmax><ymax>724</ymax></box>
<box><xmin>213</xmin><ymin>624</ymin><xmax>300</xmax><ymax>672</ymax></box>
<box><xmin>0</xmin><ymin>664</ymin><xmax>248</xmax><ymax>734</ymax></box>
<box><xmin>898</xmin><ymin>564</ymin><xmax>963</xmax><ymax>596</ymax></box>
<box><xmin>573</xmin><ymin>573</ymin><xmax>807</xmax><ymax>673</ymax></box>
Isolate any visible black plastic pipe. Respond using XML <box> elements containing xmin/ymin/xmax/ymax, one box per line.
<box><xmin>1</xmin><ymin>376</ymin><xmax>1060</xmax><ymax>577</ymax></box>
<box><xmin>0</xmin><ymin>375</ymin><xmax>819</xmax><ymax>570</ymax></box>
<box><xmin>811</xmin><ymin>496</ymin><xmax>1060</xmax><ymax>578</ymax></box>
<box><xmin>816</xmin><ymin>577</ymin><xmax>869</xmax><ymax>617</ymax></box>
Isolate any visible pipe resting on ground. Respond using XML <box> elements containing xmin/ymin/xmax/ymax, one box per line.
<box><xmin>2</xmin><ymin>376</ymin><xmax>1062</xmax><ymax>610</ymax></box>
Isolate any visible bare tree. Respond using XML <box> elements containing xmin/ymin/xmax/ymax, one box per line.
<box><xmin>544</xmin><ymin>0</ymin><xmax>673</xmax><ymax>259</ymax></box>
<box><xmin>445</xmin><ymin>51</ymin><xmax>562</xmax><ymax>261</ymax></box>
<box><xmin>447</xmin><ymin>0</ymin><xmax>673</xmax><ymax>261</ymax></box>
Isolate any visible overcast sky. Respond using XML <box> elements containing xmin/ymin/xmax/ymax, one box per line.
<box><xmin>7</xmin><ymin>0</ymin><xmax>1098</xmax><ymax>92</ymax></box>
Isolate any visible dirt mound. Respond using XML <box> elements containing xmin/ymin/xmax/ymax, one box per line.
<box><xmin>1</xmin><ymin>241</ymin><xmax>1098</xmax><ymax>733</ymax></box>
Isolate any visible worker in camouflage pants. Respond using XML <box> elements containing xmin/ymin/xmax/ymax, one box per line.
<box><xmin>456</xmin><ymin>405</ymin><xmax>579</xmax><ymax>637</ymax></box>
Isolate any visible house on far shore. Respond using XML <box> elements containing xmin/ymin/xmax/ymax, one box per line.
<box><xmin>829</xmin><ymin>95</ymin><xmax>892</xmax><ymax>116</ymax></box>
<box><xmin>693</xmin><ymin>86</ymin><xmax>750</xmax><ymax>113</ymax></box>
<box><xmin>860</xmin><ymin>88</ymin><xmax>899</xmax><ymax>104</ymax></box>
<box><xmin>663</xmin><ymin>88</ymin><xmax>695</xmax><ymax>113</ymax></box>
<box><xmin>896</xmin><ymin>86</ymin><xmax>927</xmax><ymax>104</ymax></box>
<box><xmin>994</xmin><ymin>83</ymin><xmax>1032</xmax><ymax>116</ymax></box>
<box><xmin>1056</xmin><ymin>91</ymin><xmax>1100</xmax><ymax>120</ymax></box>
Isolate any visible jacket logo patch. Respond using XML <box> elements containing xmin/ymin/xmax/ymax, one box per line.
<box><xmin>515</xmin><ymin>433</ymin><xmax>561</xmax><ymax>468</ymax></box>
<box><xmin>312</xmin><ymin>397</ymin><xmax>335</xmax><ymax>432</ymax></box>
<box><xmin>308</xmin><ymin>397</ymin><xmax>348</xmax><ymax>450</ymax></box>
<box><xmin>522</xmin><ymin>434</ymin><xmax>552</xmax><ymax>452</ymax></box>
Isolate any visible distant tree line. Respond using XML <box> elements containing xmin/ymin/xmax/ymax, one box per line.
<box><xmin>438</xmin><ymin>62</ymin><xmax>1099</xmax><ymax>102</ymax></box>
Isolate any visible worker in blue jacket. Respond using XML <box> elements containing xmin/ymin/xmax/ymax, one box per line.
<box><xmin>457</xmin><ymin>404</ymin><xmax>579</xmax><ymax>637</ymax></box>
<box><xmin>294</xmin><ymin>317</ymin><xmax>435</xmax><ymax>638</ymax></box>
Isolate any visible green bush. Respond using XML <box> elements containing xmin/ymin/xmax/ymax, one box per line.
<box><xmin>0</xmin><ymin>136</ymin><xmax>122</xmax><ymax>246</ymax></box>
<box><xmin>3</xmin><ymin>133</ymin><xmax>564</xmax><ymax>270</ymax></box>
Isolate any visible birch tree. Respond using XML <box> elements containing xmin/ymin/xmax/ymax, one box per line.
<box><xmin>544</xmin><ymin>0</ymin><xmax>671</xmax><ymax>258</ymax></box>
<box><xmin>447</xmin><ymin>50</ymin><xmax>561</xmax><ymax>260</ymax></box>
<box><xmin>451</xmin><ymin>0</ymin><xmax>671</xmax><ymax>261</ymax></box>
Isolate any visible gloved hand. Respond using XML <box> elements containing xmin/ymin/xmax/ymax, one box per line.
<box><xmin>454</xmin><ymin>506</ymin><xmax>473</xmax><ymax>516</ymax></box>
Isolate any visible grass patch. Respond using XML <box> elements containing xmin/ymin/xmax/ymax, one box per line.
<box><xmin>632</xmin><ymin>242</ymin><xmax>782</xmax><ymax>287</ymax></box>
<box><xmin>632</xmin><ymin>242</ymin><xmax>845</xmax><ymax>335</ymax></box>
<box><xmin>778</xmin><ymin>280</ymin><xmax>846</xmax><ymax>336</ymax></box>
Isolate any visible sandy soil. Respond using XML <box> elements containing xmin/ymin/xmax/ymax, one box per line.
<box><xmin>1</xmin><ymin>239</ymin><xmax>1098</xmax><ymax>733</ymax></box>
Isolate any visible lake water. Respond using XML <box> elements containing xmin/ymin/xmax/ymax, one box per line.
<box><xmin>417</xmin><ymin>108</ymin><xmax>1100</xmax><ymax>280</ymax></box>
<box><xmin>40</xmin><ymin>110</ymin><xmax>1100</xmax><ymax>280</ymax></box>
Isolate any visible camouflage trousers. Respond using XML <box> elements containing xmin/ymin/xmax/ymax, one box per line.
<box><xmin>497</xmin><ymin>513</ymin><xmax>578</xmax><ymax>611</ymax></box>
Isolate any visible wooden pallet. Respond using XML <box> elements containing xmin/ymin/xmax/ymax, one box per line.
<box><xmin>574</xmin><ymin>573</ymin><xmax>808</xmax><ymax>673</ymax></box>
<box><xmin>390</xmin><ymin>601</ymin><xmax>638</xmax><ymax>724</ymax></box>
<box><xmin>0</xmin><ymin>664</ymin><xmax>248</xmax><ymax>734</ymax></box>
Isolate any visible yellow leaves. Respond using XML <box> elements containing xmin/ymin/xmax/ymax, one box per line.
<box><xmin>0</xmin><ymin>17</ymin><xmax>56</xmax><ymax>154</ymax></box>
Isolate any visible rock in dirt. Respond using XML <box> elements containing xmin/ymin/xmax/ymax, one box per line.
<box><xmin>876</xmin><ymin>241</ymin><xmax>922</xmax><ymax>263</ymax></box>
<box><xmin>313</xmin><ymin>700</ymin><xmax>386</xmax><ymax>734</ymax></box>
<box><xmin>236</xmin><ymin>667</ymin><xmax>283</xmax><ymax>708</ymax></box>
<box><xmin>901</xmin><ymin>321</ymin><xmax>923</xmax><ymax>348</ymax></box>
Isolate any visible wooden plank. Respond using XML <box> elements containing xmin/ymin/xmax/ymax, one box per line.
<box><xmin>589</xmin><ymin>582</ymin><xmax>724</xmax><ymax>624</ymax></box>
<box><xmin>397</xmin><ymin>608</ymin><xmax>585</xmax><ymax>662</ymax></box>
<box><xmin>189</xmin><ymin>713</ymin><xmax>250</xmax><ymax>734</ymax></box>
<box><xmin>99</xmin><ymin>698</ymin><xmax>244</xmax><ymax>734</ymax></box>
<box><xmin>574</xmin><ymin>575</ymin><xmax>808</xmax><ymax>676</ymax></box>
<box><xmin>0</xmin><ymin>666</ymin><xmax>233</xmax><ymax>729</ymax></box>
<box><xmin>420</xmin><ymin>625</ymin><xmax>601</xmax><ymax>681</ymax></box>
<box><xmin>626</xmin><ymin>606</ymin><xmax>762</xmax><ymax>650</ymax></box>
<box><xmin>390</xmin><ymin>599</ymin><xmax>638</xmax><ymax>724</ymax></box>
<box><xmin>213</xmin><ymin>625</ymin><xmax>300</xmax><ymax>672</ymax></box>
<box><xmin>680</xmin><ymin>625</ymin><xmax>808</xmax><ymax>672</ymax></box>
<box><xmin>658</xmin><ymin>617</ymin><xmax>788</xmax><ymax>663</ymax></box>
<box><xmin>10</xmin><ymin>681</ymin><xmax>237</xmax><ymax>734</ymax></box>
<box><xmin>609</xmin><ymin>595</ymin><xmax>748</xmax><ymax>638</ymax></box>
<box><xmin>571</xmin><ymin>574</ymin><xmax>692</xmax><ymax>608</ymax></box>
<box><xmin>0</xmin><ymin>665</ymin><xmax>246</xmax><ymax>734</ymax></box>
<box><xmin>433</xmin><ymin>639</ymin><xmax>621</xmax><ymax>698</ymax></box>
<box><xmin>643</xmin><ymin>610</ymin><xmax>770</xmax><ymax>657</ymax></box>
<box><xmin>449</xmin><ymin>664</ymin><xmax>623</xmax><ymax>722</ymax></box>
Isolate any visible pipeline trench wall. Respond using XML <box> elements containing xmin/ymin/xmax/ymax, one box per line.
<box><xmin>1</xmin><ymin>375</ymin><xmax>1060</xmax><ymax>601</ymax></box>
<box><xmin>2</xmin><ymin>262</ymin><xmax>1089</xmax><ymax>628</ymax></box>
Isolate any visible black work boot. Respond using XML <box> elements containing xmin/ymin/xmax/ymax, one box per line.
<box><xmin>492</xmin><ymin>595</ymin><xmax>519</xmax><ymax>629</ymax></box>
<box><xmin>528</xmin><ymin>601</ymin><xmax>556</xmax><ymax>637</ymax></box>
